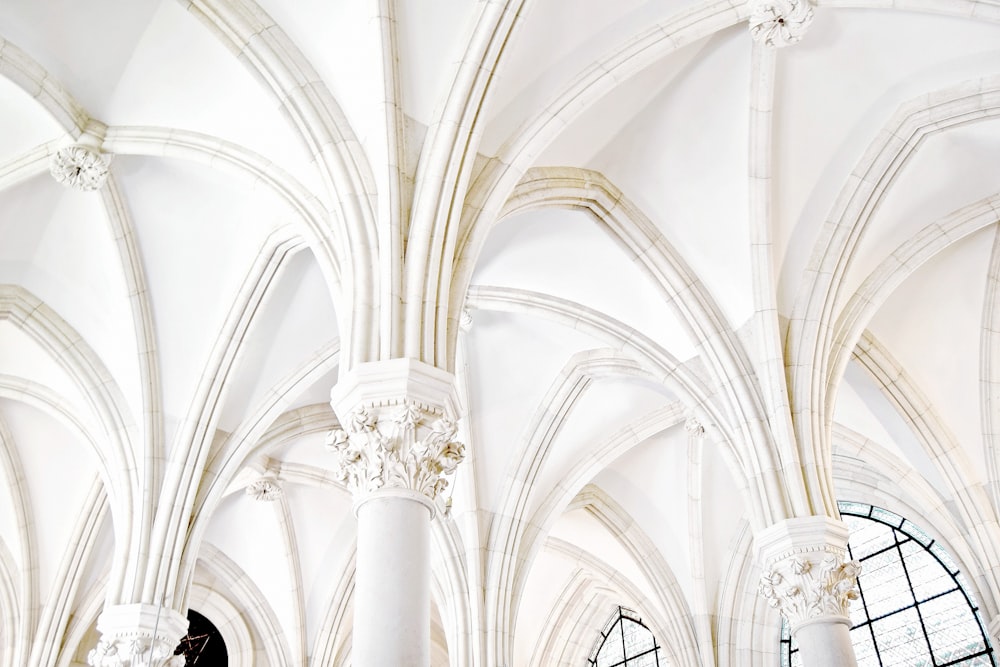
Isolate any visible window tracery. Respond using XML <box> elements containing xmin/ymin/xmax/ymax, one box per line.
<box><xmin>588</xmin><ymin>606</ymin><xmax>661</xmax><ymax>667</ymax></box>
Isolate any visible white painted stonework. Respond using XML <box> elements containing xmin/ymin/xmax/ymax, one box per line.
<box><xmin>756</xmin><ymin>517</ymin><xmax>860</xmax><ymax>629</ymax></box>
<box><xmin>756</xmin><ymin>518</ymin><xmax>861</xmax><ymax>667</ymax></box>
<box><xmin>1</xmin><ymin>2</ymin><xmax>1000</xmax><ymax>667</ymax></box>
<box><xmin>244</xmin><ymin>476</ymin><xmax>282</xmax><ymax>502</ymax></box>
<box><xmin>326</xmin><ymin>359</ymin><xmax>459</xmax><ymax>666</ymax></box>
<box><xmin>748</xmin><ymin>0</ymin><xmax>814</xmax><ymax>47</ymax></box>
<box><xmin>49</xmin><ymin>145</ymin><xmax>110</xmax><ymax>191</ymax></box>
<box><xmin>325</xmin><ymin>403</ymin><xmax>464</xmax><ymax>507</ymax></box>
<box><xmin>759</xmin><ymin>555</ymin><xmax>861</xmax><ymax>627</ymax></box>
<box><xmin>88</xmin><ymin>604</ymin><xmax>187</xmax><ymax>667</ymax></box>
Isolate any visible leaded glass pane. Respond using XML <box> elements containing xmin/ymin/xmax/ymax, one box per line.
<box><xmin>622</xmin><ymin>619</ymin><xmax>654</xmax><ymax>656</ymax></box>
<box><xmin>839</xmin><ymin>501</ymin><xmax>870</xmax><ymax>516</ymax></box>
<box><xmin>846</xmin><ymin>517</ymin><xmax>895</xmax><ymax>559</ymax></box>
<box><xmin>852</xmin><ymin>627</ymin><xmax>880</xmax><ymax>667</ymax></box>
<box><xmin>922</xmin><ymin>592</ymin><xmax>988</xmax><ymax>663</ymax></box>
<box><xmin>597</xmin><ymin>627</ymin><xmax>624</xmax><ymax>667</ymax></box>
<box><xmin>901</xmin><ymin>539</ymin><xmax>954</xmax><ymax>601</ymax></box>
<box><xmin>871</xmin><ymin>506</ymin><xmax>903</xmax><ymax>528</ymax></box>
<box><xmin>849</xmin><ymin>584</ymin><xmax>870</xmax><ymax>627</ymax></box>
<box><xmin>958</xmin><ymin>572</ymin><xmax>979</xmax><ymax>602</ymax></box>
<box><xmin>859</xmin><ymin>548</ymin><xmax>912</xmax><ymax>618</ymax></box>
<box><xmin>902</xmin><ymin>520</ymin><xmax>932</xmax><ymax>547</ymax></box>
<box><xmin>930</xmin><ymin>541</ymin><xmax>959</xmax><ymax>573</ymax></box>
<box><xmin>627</xmin><ymin>651</ymin><xmax>658</xmax><ymax>667</ymax></box>
<box><xmin>869</xmin><ymin>607</ymin><xmax>930</xmax><ymax>666</ymax></box>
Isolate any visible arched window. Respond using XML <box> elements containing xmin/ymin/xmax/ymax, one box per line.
<box><xmin>780</xmin><ymin>501</ymin><xmax>995</xmax><ymax>667</ymax></box>
<box><xmin>589</xmin><ymin>605</ymin><xmax>661</xmax><ymax>666</ymax></box>
<box><xmin>173</xmin><ymin>609</ymin><xmax>228</xmax><ymax>666</ymax></box>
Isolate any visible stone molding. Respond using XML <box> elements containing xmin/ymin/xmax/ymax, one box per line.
<box><xmin>748</xmin><ymin>0</ymin><xmax>814</xmax><ymax>48</ymax></box>
<box><xmin>330</xmin><ymin>358</ymin><xmax>459</xmax><ymax>420</ymax></box>
<box><xmin>755</xmin><ymin>516</ymin><xmax>860</xmax><ymax>630</ymax></box>
<box><xmin>88</xmin><ymin>604</ymin><xmax>187</xmax><ymax>667</ymax></box>
<box><xmin>50</xmin><ymin>144</ymin><xmax>110</xmax><ymax>191</ymax></box>
<box><xmin>327</xmin><ymin>359</ymin><xmax>464</xmax><ymax>513</ymax></box>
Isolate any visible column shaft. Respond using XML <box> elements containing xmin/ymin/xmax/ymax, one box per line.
<box><xmin>354</xmin><ymin>495</ymin><xmax>431</xmax><ymax>666</ymax></box>
<box><xmin>794</xmin><ymin>619</ymin><xmax>857</xmax><ymax>667</ymax></box>
<box><xmin>328</xmin><ymin>359</ymin><xmax>464</xmax><ymax>667</ymax></box>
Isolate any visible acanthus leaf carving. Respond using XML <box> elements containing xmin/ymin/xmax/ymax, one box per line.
<box><xmin>748</xmin><ymin>0</ymin><xmax>814</xmax><ymax>48</ymax></box>
<box><xmin>245</xmin><ymin>476</ymin><xmax>283</xmax><ymax>502</ymax></box>
<box><xmin>50</xmin><ymin>144</ymin><xmax>110</xmax><ymax>191</ymax></box>
<box><xmin>325</xmin><ymin>402</ymin><xmax>465</xmax><ymax>504</ymax></box>
<box><xmin>87</xmin><ymin>636</ymin><xmax>185</xmax><ymax>667</ymax></box>
<box><xmin>759</xmin><ymin>549</ymin><xmax>861</xmax><ymax>627</ymax></box>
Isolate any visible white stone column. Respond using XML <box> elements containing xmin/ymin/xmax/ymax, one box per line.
<box><xmin>326</xmin><ymin>359</ymin><xmax>465</xmax><ymax>667</ymax></box>
<box><xmin>756</xmin><ymin>516</ymin><xmax>861</xmax><ymax>667</ymax></box>
<box><xmin>88</xmin><ymin>603</ymin><xmax>187</xmax><ymax>667</ymax></box>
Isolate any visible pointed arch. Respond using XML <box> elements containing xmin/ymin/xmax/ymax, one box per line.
<box><xmin>462</xmin><ymin>168</ymin><xmax>790</xmax><ymax>521</ymax></box>
<box><xmin>403</xmin><ymin>0</ymin><xmax>527</xmax><ymax>366</ymax></box>
<box><xmin>185</xmin><ymin>0</ymin><xmax>378</xmax><ymax>368</ymax></box>
<box><xmin>0</xmin><ymin>36</ymin><xmax>89</xmax><ymax>135</ymax></box>
<box><xmin>786</xmin><ymin>76</ymin><xmax>1000</xmax><ymax>514</ymax></box>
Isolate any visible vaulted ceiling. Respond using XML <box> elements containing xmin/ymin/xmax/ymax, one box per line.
<box><xmin>1</xmin><ymin>1</ymin><xmax>999</xmax><ymax>665</ymax></box>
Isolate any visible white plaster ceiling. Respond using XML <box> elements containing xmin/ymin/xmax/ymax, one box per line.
<box><xmin>1</xmin><ymin>0</ymin><xmax>999</xmax><ymax>665</ymax></box>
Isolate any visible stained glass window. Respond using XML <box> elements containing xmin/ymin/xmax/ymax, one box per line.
<box><xmin>780</xmin><ymin>502</ymin><xmax>994</xmax><ymax>667</ymax></box>
<box><xmin>589</xmin><ymin>606</ymin><xmax>661</xmax><ymax>667</ymax></box>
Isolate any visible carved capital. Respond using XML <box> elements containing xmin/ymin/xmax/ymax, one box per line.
<box><xmin>755</xmin><ymin>517</ymin><xmax>859</xmax><ymax>630</ymax></box>
<box><xmin>50</xmin><ymin>145</ymin><xmax>110</xmax><ymax>191</ymax></box>
<box><xmin>327</xmin><ymin>359</ymin><xmax>464</xmax><ymax>513</ymax></box>
<box><xmin>748</xmin><ymin>0</ymin><xmax>814</xmax><ymax>47</ymax></box>
<box><xmin>759</xmin><ymin>551</ymin><xmax>860</xmax><ymax>628</ymax></box>
<box><xmin>325</xmin><ymin>401</ymin><xmax>465</xmax><ymax>507</ymax></box>
<box><xmin>88</xmin><ymin>604</ymin><xmax>187</xmax><ymax>667</ymax></box>
<box><xmin>88</xmin><ymin>637</ymin><xmax>185</xmax><ymax>667</ymax></box>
